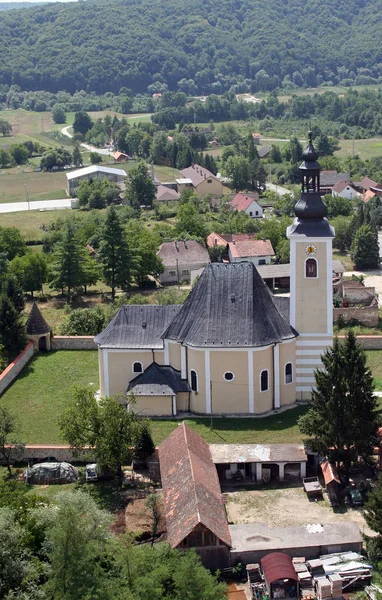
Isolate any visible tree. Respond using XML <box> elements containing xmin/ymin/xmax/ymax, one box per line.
<box><xmin>9</xmin><ymin>252</ymin><xmax>48</xmax><ymax>297</ymax></box>
<box><xmin>2</xmin><ymin>275</ymin><xmax>25</xmax><ymax>314</ymax></box>
<box><xmin>223</xmin><ymin>155</ymin><xmax>250</xmax><ymax>192</ymax></box>
<box><xmin>89</xmin><ymin>151</ymin><xmax>102</xmax><ymax>164</ymax></box>
<box><xmin>364</xmin><ymin>476</ymin><xmax>382</xmax><ymax>557</ymax></box>
<box><xmin>0</xmin><ymin>508</ymin><xmax>30</xmax><ymax>598</ymax></box>
<box><xmin>44</xmin><ymin>491</ymin><xmax>113</xmax><ymax>600</ymax></box>
<box><xmin>0</xmin><ymin>118</ymin><xmax>12</xmax><ymax>136</ymax></box>
<box><xmin>332</xmin><ymin>216</ymin><xmax>352</xmax><ymax>252</ymax></box>
<box><xmin>59</xmin><ymin>386</ymin><xmax>154</xmax><ymax>473</ymax></box>
<box><xmin>350</xmin><ymin>224</ymin><xmax>380</xmax><ymax>269</ymax></box>
<box><xmin>60</xmin><ymin>307</ymin><xmax>107</xmax><ymax>336</ymax></box>
<box><xmin>40</xmin><ymin>147</ymin><xmax>72</xmax><ymax>171</ymax></box>
<box><xmin>145</xmin><ymin>493</ymin><xmax>161</xmax><ymax>546</ymax></box>
<box><xmin>98</xmin><ymin>206</ymin><xmax>135</xmax><ymax>299</ymax></box>
<box><xmin>0</xmin><ymin>407</ymin><xmax>24</xmax><ymax>475</ymax></box>
<box><xmin>49</xmin><ymin>222</ymin><xmax>88</xmax><ymax>302</ymax></box>
<box><xmin>9</xmin><ymin>143</ymin><xmax>29</xmax><ymax>165</ymax></box>
<box><xmin>0</xmin><ymin>295</ymin><xmax>27</xmax><ymax>363</ymax></box>
<box><xmin>324</xmin><ymin>194</ymin><xmax>353</xmax><ymax>218</ymax></box>
<box><xmin>125</xmin><ymin>161</ymin><xmax>156</xmax><ymax>209</ymax></box>
<box><xmin>77</xmin><ymin>179</ymin><xmax>120</xmax><ymax>210</ymax></box>
<box><xmin>72</xmin><ymin>111</ymin><xmax>93</xmax><ymax>136</ymax></box>
<box><xmin>51</xmin><ymin>104</ymin><xmax>66</xmax><ymax>124</ymax></box>
<box><xmin>176</xmin><ymin>203</ymin><xmax>207</xmax><ymax>239</ymax></box>
<box><xmin>0</xmin><ymin>226</ymin><xmax>27</xmax><ymax>261</ymax></box>
<box><xmin>299</xmin><ymin>331</ymin><xmax>381</xmax><ymax>475</ymax></box>
<box><xmin>0</xmin><ymin>149</ymin><xmax>11</xmax><ymax>167</ymax></box>
<box><xmin>124</xmin><ymin>221</ymin><xmax>164</xmax><ymax>286</ymax></box>
<box><xmin>72</xmin><ymin>143</ymin><xmax>82</xmax><ymax>167</ymax></box>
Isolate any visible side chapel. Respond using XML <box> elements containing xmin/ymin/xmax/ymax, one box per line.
<box><xmin>95</xmin><ymin>134</ymin><xmax>335</xmax><ymax>416</ymax></box>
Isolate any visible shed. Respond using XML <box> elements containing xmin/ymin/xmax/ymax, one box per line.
<box><xmin>26</xmin><ymin>302</ymin><xmax>51</xmax><ymax>351</ymax></box>
<box><xmin>321</xmin><ymin>460</ymin><xmax>341</xmax><ymax>506</ymax></box>
<box><xmin>261</xmin><ymin>552</ymin><xmax>298</xmax><ymax>599</ymax></box>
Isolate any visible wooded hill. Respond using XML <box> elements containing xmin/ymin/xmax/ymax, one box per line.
<box><xmin>0</xmin><ymin>0</ymin><xmax>381</xmax><ymax>95</ymax></box>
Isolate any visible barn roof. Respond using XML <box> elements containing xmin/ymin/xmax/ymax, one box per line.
<box><xmin>159</xmin><ymin>422</ymin><xmax>231</xmax><ymax>548</ymax></box>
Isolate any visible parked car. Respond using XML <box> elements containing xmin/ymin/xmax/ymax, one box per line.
<box><xmin>347</xmin><ymin>488</ymin><xmax>364</xmax><ymax>507</ymax></box>
<box><xmin>85</xmin><ymin>463</ymin><xmax>99</xmax><ymax>482</ymax></box>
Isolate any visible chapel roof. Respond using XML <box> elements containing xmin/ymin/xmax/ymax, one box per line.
<box><xmin>26</xmin><ymin>302</ymin><xmax>51</xmax><ymax>336</ymax></box>
<box><xmin>127</xmin><ymin>363</ymin><xmax>190</xmax><ymax>396</ymax></box>
<box><xmin>163</xmin><ymin>262</ymin><xmax>297</xmax><ymax>348</ymax></box>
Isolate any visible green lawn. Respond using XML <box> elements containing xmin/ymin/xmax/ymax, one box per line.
<box><xmin>335</xmin><ymin>137</ymin><xmax>382</xmax><ymax>160</ymax></box>
<box><xmin>366</xmin><ymin>350</ymin><xmax>382</xmax><ymax>391</ymax></box>
<box><xmin>0</xmin><ymin>351</ymin><xmax>99</xmax><ymax>444</ymax></box>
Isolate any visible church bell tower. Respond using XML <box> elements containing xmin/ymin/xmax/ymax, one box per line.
<box><xmin>287</xmin><ymin>132</ymin><xmax>335</xmax><ymax>399</ymax></box>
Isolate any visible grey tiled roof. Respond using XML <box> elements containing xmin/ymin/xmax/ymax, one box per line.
<box><xmin>94</xmin><ymin>305</ymin><xmax>181</xmax><ymax>349</ymax></box>
<box><xmin>127</xmin><ymin>363</ymin><xmax>190</xmax><ymax>395</ymax></box>
<box><xmin>163</xmin><ymin>262</ymin><xmax>297</xmax><ymax>347</ymax></box>
<box><xmin>26</xmin><ymin>302</ymin><xmax>51</xmax><ymax>335</ymax></box>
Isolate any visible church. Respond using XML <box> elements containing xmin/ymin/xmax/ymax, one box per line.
<box><xmin>95</xmin><ymin>134</ymin><xmax>335</xmax><ymax>416</ymax></box>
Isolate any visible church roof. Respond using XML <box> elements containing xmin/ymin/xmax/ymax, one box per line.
<box><xmin>163</xmin><ymin>262</ymin><xmax>297</xmax><ymax>348</ymax></box>
<box><xmin>127</xmin><ymin>363</ymin><xmax>190</xmax><ymax>396</ymax></box>
<box><xmin>94</xmin><ymin>305</ymin><xmax>181</xmax><ymax>349</ymax></box>
<box><xmin>26</xmin><ymin>302</ymin><xmax>51</xmax><ymax>335</ymax></box>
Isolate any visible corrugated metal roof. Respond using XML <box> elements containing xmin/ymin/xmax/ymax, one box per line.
<box><xmin>159</xmin><ymin>422</ymin><xmax>231</xmax><ymax>549</ymax></box>
<box><xmin>261</xmin><ymin>552</ymin><xmax>298</xmax><ymax>584</ymax></box>
<box><xmin>66</xmin><ymin>165</ymin><xmax>126</xmax><ymax>180</ymax></box>
<box><xmin>127</xmin><ymin>363</ymin><xmax>190</xmax><ymax>395</ymax></box>
<box><xmin>94</xmin><ymin>305</ymin><xmax>181</xmax><ymax>348</ymax></box>
<box><xmin>164</xmin><ymin>262</ymin><xmax>297</xmax><ymax>348</ymax></box>
<box><xmin>210</xmin><ymin>443</ymin><xmax>307</xmax><ymax>464</ymax></box>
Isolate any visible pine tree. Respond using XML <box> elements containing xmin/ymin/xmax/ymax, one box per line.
<box><xmin>0</xmin><ymin>295</ymin><xmax>27</xmax><ymax>362</ymax></box>
<box><xmin>350</xmin><ymin>224</ymin><xmax>380</xmax><ymax>269</ymax></box>
<box><xmin>72</xmin><ymin>144</ymin><xmax>82</xmax><ymax>167</ymax></box>
<box><xmin>1</xmin><ymin>275</ymin><xmax>24</xmax><ymax>314</ymax></box>
<box><xmin>49</xmin><ymin>222</ymin><xmax>88</xmax><ymax>302</ymax></box>
<box><xmin>299</xmin><ymin>331</ymin><xmax>381</xmax><ymax>475</ymax></box>
<box><xmin>98</xmin><ymin>206</ymin><xmax>135</xmax><ymax>300</ymax></box>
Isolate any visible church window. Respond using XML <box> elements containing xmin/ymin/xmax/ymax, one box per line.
<box><xmin>190</xmin><ymin>369</ymin><xmax>198</xmax><ymax>392</ymax></box>
<box><xmin>132</xmin><ymin>361</ymin><xmax>143</xmax><ymax>373</ymax></box>
<box><xmin>260</xmin><ymin>370</ymin><xmax>269</xmax><ymax>392</ymax></box>
<box><xmin>224</xmin><ymin>371</ymin><xmax>234</xmax><ymax>381</ymax></box>
<box><xmin>285</xmin><ymin>362</ymin><xmax>293</xmax><ymax>384</ymax></box>
<box><xmin>305</xmin><ymin>258</ymin><xmax>317</xmax><ymax>278</ymax></box>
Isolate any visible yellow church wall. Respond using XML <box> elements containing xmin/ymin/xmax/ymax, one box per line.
<box><xmin>279</xmin><ymin>341</ymin><xmax>297</xmax><ymax>406</ymax></box>
<box><xmin>253</xmin><ymin>346</ymin><xmax>274</xmax><ymax>414</ymax></box>
<box><xmin>209</xmin><ymin>351</ymin><xmax>248</xmax><ymax>413</ymax></box>
<box><xmin>168</xmin><ymin>342</ymin><xmax>181</xmax><ymax>371</ymax></box>
<box><xmin>176</xmin><ymin>392</ymin><xmax>189</xmax><ymax>412</ymax></box>
<box><xmin>133</xmin><ymin>395</ymin><xmax>173</xmax><ymax>416</ymax></box>
<box><xmin>153</xmin><ymin>350</ymin><xmax>165</xmax><ymax>365</ymax></box>
<box><xmin>188</xmin><ymin>349</ymin><xmax>206</xmax><ymax>413</ymax></box>
<box><xmin>294</xmin><ymin>241</ymin><xmax>328</xmax><ymax>333</ymax></box>
<box><xmin>107</xmin><ymin>350</ymin><xmax>155</xmax><ymax>397</ymax></box>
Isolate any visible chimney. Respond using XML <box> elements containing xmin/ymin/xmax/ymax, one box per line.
<box><xmin>142</xmin><ymin>321</ymin><xmax>147</xmax><ymax>329</ymax></box>
<box><xmin>231</xmin><ymin>294</ymin><xmax>236</xmax><ymax>303</ymax></box>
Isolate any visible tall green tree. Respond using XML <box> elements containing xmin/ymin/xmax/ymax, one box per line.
<box><xmin>72</xmin><ymin>143</ymin><xmax>82</xmax><ymax>166</ymax></box>
<box><xmin>72</xmin><ymin>111</ymin><xmax>93</xmax><ymax>136</ymax></box>
<box><xmin>0</xmin><ymin>226</ymin><xmax>27</xmax><ymax>261</ymax></box>
<box><xmin>49</xmin><ymin>222</ymin><xmax>88</xmax><ymax>302</ymax></box>
<box><xmin>299</xmin><ymin>331</ymin><xmax>381</xmax><ymax>474</ymax></box>
<box><xmin>223</xmin><ymin>155</ymin><xmax>250</xmax><ymax>192</ymax></box>
<box><xmin>98</xmin><ymin>206</ymin><xmax>135</xmax><ymax>299</ymax></box>
<box><xmin>350</xmin><ymin>224</ymin><xmax>380</xmax><ymax>270</ymax></box>
<box><xmin>0</xmin><ymin>118</ymin><xmax>12</xmax><ymax>136</ymax></box>
<box><xmin>9</xmin><ymin>252</ymin><xmax>48</xmax><ymax>298</ymax></box>
<box><xmin>2</xmin><ymin>275</ymin><xmax>25</xmax><ymax>314</ymax></box>
<box><xmin>0</xmin><ymin>295</ymin><xmax>27</xmax><ymax>362</ymax></box>
<box><xmin>0</xmin><ymin>407</ymin><xmax>24</xmax><ymax>475</ymax></box>
<box><xmin>51</xmin><ymin>104</ymin><xmax>66</xmax><ymax>124</ymax></box>
<box><xmin>125</xmin><ymin>161</ymin><xmax>156</xmax><ymax>208</ymax></box>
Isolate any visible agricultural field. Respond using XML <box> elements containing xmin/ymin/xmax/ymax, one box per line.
<box><xmin>335</xmin><ymin>136</ymin><xmax>382</xmax><ymax>160</ymax></box>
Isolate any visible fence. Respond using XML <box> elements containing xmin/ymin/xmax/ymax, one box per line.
<box><xmin>0</xmin><ymin>342</ymin><xmax>34</xmax><ymax>396</ymax></box>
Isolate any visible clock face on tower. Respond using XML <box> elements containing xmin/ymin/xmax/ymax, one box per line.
<box><xmin>305</xmin><ymin>244</ymin><xmax>317</xmax><ymax>256</ymax></box>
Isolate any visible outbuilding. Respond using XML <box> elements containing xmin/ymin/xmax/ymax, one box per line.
<box><xmin>261</xmin><ymin>552</ymin><xmax>298</xmax><ymax>600</ymax></box>
<box><xmin>66</xmin><ymin>165</ymin><xmax>126</xmax><ymax>196</ymax></box>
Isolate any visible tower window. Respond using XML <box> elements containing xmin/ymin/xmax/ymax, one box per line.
<box><xmin>305</xmin><ymin>258</ymin><xmax>318</xmax><ymax>278</ymax></box>
<box><xmin>132</xmin><ymin>361</ymin><xmax>143</xmax><ymax>373</ymax></box>
<box><xmin>190</xmin><ymin>369</ymin><xmax>198</xmax><ymax>392</ymax></box>
<box><xmin>260</xmin><ymin>370</ymin><xmax>269</xmax><ymax>392</ymax></box>
<box><xmin>285</xmin><ymin>362</ymin><xmax>293</xmax><ymax>384</ymax></box>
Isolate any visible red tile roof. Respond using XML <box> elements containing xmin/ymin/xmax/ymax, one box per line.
<box><xmin>359</xmin><ymin>177</ymin><xmax>377</xmax><ymax>191</ymax></box>
<box><xmin>180</xmin><ymin>164</ymin><xmax>217</xmax><ymax>187</ymax></box>
<box><xmin>332</xmin><ymin>180</ymin><xmax>351</xmax><ymax>194</ymax></box>
<box><xmin>206</xmin><ymin>232</ymin><xmax>228</xmax><ymax>248</ymax></box>
<box><xmin>321</xmin><ymin>460</ymin><xmax>341</xmax><ymax>486</ymax></box>
<box><xmin>230</xmin><ymin>193</ymin><xmax>260</xmax><ymax>212</ymax></box>
<box><xmin>363</xmin><ymin>190</ymin><xmax>375</xmax><ymax>203</ymax></box>
<box><xmin>229</xmin><ymin>239</ymin><xmax>274</xmax><ymax>259</ymax></box>
<box><xmin>158</xmin><ymin>422</ymin><xmax>231</xmax><ymax>549</ymax></box>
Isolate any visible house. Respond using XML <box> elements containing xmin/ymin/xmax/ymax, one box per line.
<box><xmin>157</xmin><ymin>240</ymin><xmax>210</xmax><ymax>284</ymax></box>
<box><xmin>114</xmin><ymin>151</ymin><xmax>131</xmax><ymax>162</ymax></box>
<box><xmin>370</xmin><ymin>183</ymin><xmax>382</xmax><ymax>200</ymax></box>
<box><xmin>95</xmin><ymin>133</ymin><xmax>336</xmax><ymax>413</ymax></box>
<box><xmin>206</xmin><ymin>232</ymin><xmax>257</xmax><ymax>249</ymax></box>
<box><xmin>66</xmin><ymin>165</ymin><xmax>126</xmax><ymax>196</ymax></box>
<box><xmin>363</xmin><ymin>190</ymin><xmax>375</xmax><ymax>203</ymax></box>
<box><xmin>331</xmin><ymin>181</ymin><xmax>359</xmax><ymax>201</ymax></box>
<box><xmin>177</xmin><ymin>164</ymin><xmax>224</xmax><ymax>197</ymax></box>
<box><xmin>228</xmin><ymin>239</ymin><xmax>275</xmax><ymax>266</ymax></box>
<box><xmin>155</xmin><ymin>185</ymin><xmax>180</xmax><ymax>203</ymax></box>
<box><xmin>258</xmin><ymin>146</ymin><xmax>271</xmax><ymax>159</ymax></box>
<box><xmin>320</xmin><ymin>170</ymin><xmax>350</xmax><ymax>194</ymax></box>
<box><xmin>230</xmin><ymin>193</ymin><xmax>263</xmax><ymax>218</ymax></box>
<box><xmin>354</xmin><ymin>177</ymin><xmax>377</xmax><ymax>194</ymax></box>
<box><xmin>158</xmin><ymin>422</ymin><xmax>231</xmax><ymax>570</ymax></box>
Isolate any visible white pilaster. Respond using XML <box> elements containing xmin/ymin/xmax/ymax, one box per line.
<box><xmin>273</xmin><ymin>344</ymin><xmax>280</xmax><ymax>409</ymax></box>
<box><xmin>172</xmin><ymin>395</ymin><xmax>177</xmax><ymax>416</ymax></box>
<box><xmin>326</xmin><ymin>239</ymin><xmax>333</xmax><ymax>335</ymax></box>
<box><xmin>164</xmin><ymin>339</ymin><xmax>169</xmax><ymax>365</ymax></box>
<box><xmin>103</xmin><ymin>349</ymin><xmax>109</xmax><ymax>397</ymax></box>
<box><xmin>248</xmin><ymin>349</ymin><xmax>254</xmax><ymax>413</ymax></box>
<box><xmin>289</xmin><ymin>238</ymin><xmax>296</xmax><ymax>328</ymax></box>
<box><xmin>181</xmin><ymin>345</ymin><xmax>186</xmax><ymax>378</ymax></box>
<box><xmin>205</xmin><ymin>350</ymin><xmax>211</xmax><ymax>414</ymax></box>
<box><xmin>301</xmin><ymin>462</ymin><xmax>307</xmax><ymax>478</ymax></box>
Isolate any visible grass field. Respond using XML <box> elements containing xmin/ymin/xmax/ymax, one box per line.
<box><xmin>0</xmin><ymin>209</ymin><xmax>63</xmax><ymax>240</ymax></box>
<box><xmin>1</xmin><ymin>169</ymin><xmax>68</xmax><ymax>203</ymax></box>
<box><xmin>335</xmin><ymin>137</ymin><xmax>382</xmax><ymax>160</ymax></box>
<box><xmin>1</xmin><ymin>349</ymin><xmax>382</xmax><ymax>444</ymax></box>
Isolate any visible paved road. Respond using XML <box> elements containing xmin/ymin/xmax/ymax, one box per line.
<box><xmin>0</xmin><ymin>199</ymin><xmax>75</xmax><ymax>213</ymax></box>
<box><xmin>262</xmin><ymin>137</ymin><xmax>306</xmax><ymax>143</ymax></box>
<box><xmin>265</xmin><ymin>182</ymin><xmax>291</xmax><ymax>197</ymax></box>
<box><xmin>61</xmin><ymin>126</ymin><xmax>114</xmax><ymax>156</ymax></box>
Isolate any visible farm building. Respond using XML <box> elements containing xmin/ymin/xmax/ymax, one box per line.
<box><xmin>66</xmin><ymin>165</ymin><xmax>126</xmax><ymax>196</ymax></box>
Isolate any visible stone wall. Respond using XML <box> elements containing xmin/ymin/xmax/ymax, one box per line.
<box><xmin>0</xmin><ymin>445</ymin><xmax>92</xmax><ymax>466</ymax></box>
<box><xmin>333</xmin><ymin>305</ymin><xmax>379</xmax><ymax>327</ymax></box>
<box><xmin>343</xmin><ymin>286</ymin><xmax>375</xmax><ymax>304</ymax></box>
<box><xmin>51</xmin><ymin>336</ymin><xmax>97</xmax><ymax>350</ymax></box>
<box><xmin>0</xmin><ymin>342</ymin><xmax>34</xmax><ymax>396</ymax></box>
<box><xmin>337</xmin><ymin>335</ymin><xmax>382</xmax><ymax>350</ymax></box>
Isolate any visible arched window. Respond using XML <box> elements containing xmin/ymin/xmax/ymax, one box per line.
<box><xmin>305</xmin><ymin>258</ymin><xmax>317</xmax><ymax>278</ymax></box>
<box><xmin>260</xmin><ymin>370</ymin><xmax>269</xmax><ymax>392</ymax></box>
<box><xmin>132</xmin><ymin>361</ymin><xmax>143</xmax><ymax>374</ymax></box>
<box><xmin>224</xmin><ymin>371</ymin><xmax>235</xmax><ymax>382</ymax></box>
<box><xmin>285</xmin><ymin>362</ymin><xmax>293</xmax><ymax>384</ymax></box>
<box><xmin>190</xmin><ymin>370</ymin><xmax>198</xmax><ymax>392</ymax></box>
